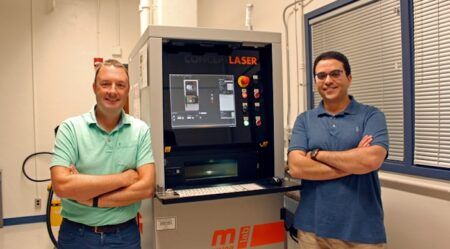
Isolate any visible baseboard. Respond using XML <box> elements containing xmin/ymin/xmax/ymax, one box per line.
<box><xmin>3</xmin><ymin>215</ymin><xmax>46</xmax><ymax>226</ymax></box>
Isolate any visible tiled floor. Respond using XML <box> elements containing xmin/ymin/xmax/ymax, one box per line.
<box><xmin>0</xmin><ymin>222</ymin><xmax>57</xmax><ymax>249</ymax></box>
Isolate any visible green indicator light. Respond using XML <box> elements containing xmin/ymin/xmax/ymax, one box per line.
<box><xmin>244</xmin><ymin>120</ymin><xmax>250</xmax><ymax>126</ymax></box>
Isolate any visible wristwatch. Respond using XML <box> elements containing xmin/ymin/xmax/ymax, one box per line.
<box><xmin>93</xmin><ymin>196</ymin><xmax>99</xmax><ymax>208</ymax></box>
<box><xmin>311</xmin><ymin>148</ymin><xmax>320</xmax><ymax>160</ymax></box>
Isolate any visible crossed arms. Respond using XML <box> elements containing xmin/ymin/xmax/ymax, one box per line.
<box><xmin>51</xmin><ymin>163</ymin><xmax>155</xmax><ymax>208</ymax></box>
<box><xmin>287</xmin><ymin>135</ymin><xmax>387</xmax><ymax>180</ymax></box>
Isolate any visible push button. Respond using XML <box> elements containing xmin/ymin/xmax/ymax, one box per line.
<box><xmin>241</xmin><ymin>89</ymin><xmax>248</xmax><ymax>99</ymax></box>
<box><xmin>254</xmin><ymin>89</ymin><xmax>260</xmax><ymax>99</ymax></box>
<box><xmin>254</xmin><ymin>102</ymin><xmax>260</xmax><ymax>111</ymax></box>
<box><xmin>243</xmin><ymin>116</ymin><xmax>250</xmax><ymax>127</ymax></box>
<box><xmin>242</xmin><ymin>102</ymin><xmax>248</xmax><ymax>113</ymax></box>
<box><xmin>255</xmin><ymin>116</ymin><xmax>262</xmax><ymax>126</ymax></box>
<box><xmin>252</xmin><ymin>75</ymin><xmax>259</xmax><ymax>84</ymax></box>
<box><xmin>238</xmin><ymin>75</ymin><xmax>250</xmax><ymax>88</ymax></box>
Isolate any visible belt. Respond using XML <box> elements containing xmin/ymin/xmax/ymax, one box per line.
<box><xmin>63</xmin><ymin>218</ymin><xmax>136</xmax><ymax>233</ymax></box>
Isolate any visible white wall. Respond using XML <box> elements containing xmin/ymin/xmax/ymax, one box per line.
<box><xmin>381</xmin><ymin>173</ymin><xmax>450</xmax><ymax>249</ymax></box>
<box><xmin>0</xmin><ymin>0</ymin><xmax>37</xmax><ymax>219</ymax></box>
<box><xmin>0</xmin><ymin>0</ymin><xmax>140</xmax><ymax>219</ymax></box>
<box><xmin>0</xmin><ymin>0</ymin><xmax>198</xmax><ymax>221</ymax></box>
<box><xmin>198</xmin><ymin>1</ymin><xmax>450</xmax><ymax>249</ymax></box>
<box><xmin>161</xmin><ymin>0</ymin><xmax>197</xmax><ymax>27</ymax></box>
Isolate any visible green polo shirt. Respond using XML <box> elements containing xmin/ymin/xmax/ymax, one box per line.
<box><xmin>50</xmin><ymin>107</ymin><xmax>154</xmax><ymax>226</ymax></box>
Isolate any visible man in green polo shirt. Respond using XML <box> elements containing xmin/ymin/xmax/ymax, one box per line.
<box><xmin>50</xmin><ymin>59</ymin><xmax>155</xmax><ymax>249</ymax></box>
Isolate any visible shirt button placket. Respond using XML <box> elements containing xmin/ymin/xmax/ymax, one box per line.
<box><xmin>106</xmin><ymin>135</ymin><xmax>113</xmax><ymax>153</ymax></box>
<box><xmin>330</xmin><ymin>116</ymin><xmax>337</xmax><ymax>136</ymax></box>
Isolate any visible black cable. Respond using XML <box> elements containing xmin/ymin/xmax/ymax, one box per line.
<box><xmin>289</xmin><ymin>228</ymin><xmax>299</xmax><ymax>243</ymax></box>
<box><xmin>25</xmin><ymin>127</ymin><xmax>60</xmax><ymax>247</ymax></box>
<box><xmin>22</xmin><ymin>152</ymin><xmax>54</xmax><ymax>182</ymax></box>
<box><xmin>281</xmin><ymin>207</ymin><xmax>299</xmax><ymax>243</ymax></box>
<box><xmin>46</xmin><ymin>187</ymin><xmax>58</xmax><ymax>248</ymax></box>
<box><xmin>22</xmin><ymin>151</ymin><xmax>58</xmax><ymax>246</ymax></box>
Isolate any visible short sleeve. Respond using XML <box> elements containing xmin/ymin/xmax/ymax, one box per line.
<box><xmin>288</xmin><ymin>112</ymin><xmax>309</xmax><ymax>153</ymax></box>
<box><xmin>136</xmin><ymin>124</ymin><xmax>154</xmax><ymax>168</ymax></box>
<box><xmin>364</xmin><ymin>107</ymin><xmax>389</xmax><ymax>152</ymax></box>
<box><xmin>50</xmin><ymin>121</ymin><xmax>78</xmax><ymax>168</ymax></box>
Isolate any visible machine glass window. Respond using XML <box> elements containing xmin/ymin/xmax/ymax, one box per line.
<box><xmin>184</xmin><ymin>160</ymin><xmax>238</xmax><ymax>181</ymax></box>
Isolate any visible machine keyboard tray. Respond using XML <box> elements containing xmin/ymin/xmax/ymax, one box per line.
<box><xmin>175</xmin><ymin>183</ymin><xmax>264</xmax><ymax>197</ymax></box>
<box><xmin>155</xmin><ymin>179</ymin><xmax>302</xmax><ymax>204</ymax></box>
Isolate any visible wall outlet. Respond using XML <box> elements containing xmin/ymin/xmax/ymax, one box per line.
<box><xmin>34</xmin><ymin>198</ymin><xmax>41</xmax><ymax>209</ymax></box>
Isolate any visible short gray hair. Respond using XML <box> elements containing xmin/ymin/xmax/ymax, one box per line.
<box><xmin>94</xmin><ymin>59</ymin><xmax>129</xmax><ymax>84</ymax></box>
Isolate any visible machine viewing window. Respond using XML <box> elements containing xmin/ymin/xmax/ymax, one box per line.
<box><xmin>169</xmin><ymin>74</ymin><xmax>236</xmax><ymax>129</ymax></box>
<box><xmin>184</xmin><ymin>160</ymin><xmax>238</xmax><ymax>181</ymax></box>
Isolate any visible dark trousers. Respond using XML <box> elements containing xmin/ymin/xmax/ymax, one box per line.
<box><xmin>58</xmin><ymin>218</ymin><xmax>141</xmax><ymax>249</ymax></box>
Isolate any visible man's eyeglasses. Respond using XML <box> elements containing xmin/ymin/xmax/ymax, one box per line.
<box><xmin>315</xmin><ymin>70</ymin><xmax>344</xmax><ymax>81</ymax></box>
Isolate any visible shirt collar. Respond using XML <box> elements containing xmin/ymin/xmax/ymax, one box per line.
<box><xmin>86</xmin><ymin>105</ymin><xmax>131</xmax><ymax>127</ymax></box>
<box><xmin>317</xmin><ymin>95</ymin><xmax>358</xmax><ymax>117</ymax></box>
<box><xmin>343</xmin><ymin>95</ymin><xmax>358</xmax><ymax>115</ymax></box>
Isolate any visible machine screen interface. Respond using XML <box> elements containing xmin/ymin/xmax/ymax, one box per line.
<box><xmin>169</xmin><ymin>74</ymin><xmax>236</xmax><ymax>129</ymax></box>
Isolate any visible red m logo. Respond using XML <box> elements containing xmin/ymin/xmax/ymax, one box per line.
<box><xmin>211</xmin><ymin>228</ymin><xmax>236</xmax><ymax>247</ymax></box>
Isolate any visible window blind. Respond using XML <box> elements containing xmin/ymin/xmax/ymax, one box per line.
<box><xmin>414</xmin><ymin>0</ymin><xmax>450</xmax><ymax>169</ymax></box>
<box><xmin>309</xmin><ymin>0</ymin><xmax>404</xmax><ymax>161</ymax></box>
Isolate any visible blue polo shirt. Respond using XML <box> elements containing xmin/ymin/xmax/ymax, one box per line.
<box><xmin>288</xmin><ymin>96</ymin><xmax>389</xmax><ymax>243</ymax></box>
<box><xmin>51</xmin><ymin>107</ymin><xmax>154</xmax><ymax>226</ymax></box>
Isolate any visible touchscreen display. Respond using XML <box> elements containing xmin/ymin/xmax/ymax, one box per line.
<box><xmin>169</xmin><ymin>74</ymin><xmax>236</xmax><ymax>129</ymax></box>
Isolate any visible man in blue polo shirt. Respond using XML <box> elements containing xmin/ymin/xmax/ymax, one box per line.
<box><xmin>288</xmin><ymin>51</ymin><xmax>389</xmax><ymax>249</ymax></box>
<box><xmin>50</xmin><ymin>59</ymin><xmax>155</xmax><ymax>249</ymax></box>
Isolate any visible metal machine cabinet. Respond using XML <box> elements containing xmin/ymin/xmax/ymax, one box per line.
<box><xmin>129</xmin><ymin>26</ymin><xmax>299</xmax><ymax>249</ymax></box>
<box><xmin>154</xmin><ymin>194</ymin><xmax>284</xmax><ymax>249</ymax></box>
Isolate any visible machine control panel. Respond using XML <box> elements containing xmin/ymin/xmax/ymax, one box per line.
<box><xmin>162</xmin><ymin>39</ymin><xmax>275</xmax><ymax>189</ymax></box>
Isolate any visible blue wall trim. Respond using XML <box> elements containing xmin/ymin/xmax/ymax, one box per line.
<box><xmin>400</xmin><ymin>0</ymin><xmax>414</xmax><ymax>168</ymax></box>
<box><xmin>3</xmin><ymin>215</ymin><xmax>46</xmax><ymax>226</ymax></box>
<box><xmin>303</xmin><ymin>0</ymin><xmax>450</xmax><ymax>181</ymax></box>
<box><xmin>304</xmin><ymin>11</ymin><xmax>313</xmax><ymax>109</ymax></box>
<box><xmin>304</xmin><ymin>0</ymin><xmax>354</xmax><ymax>22</ymax></box>
<box><xmin>383</xmin><ymin>161</ymin><xmax>450</xmax><ymax>181</ymax></box>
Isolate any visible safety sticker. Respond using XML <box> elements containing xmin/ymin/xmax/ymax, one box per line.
<box><xmin>156</xmin><ymin>217</ymin><xmax>176</xmax><ymax>231</ymax></box>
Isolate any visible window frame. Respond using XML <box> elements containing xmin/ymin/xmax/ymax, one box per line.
<box><xmin>304</xmin><ymin>0</ymin><xmax>450</xmax><ymax>180</ymax></box>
